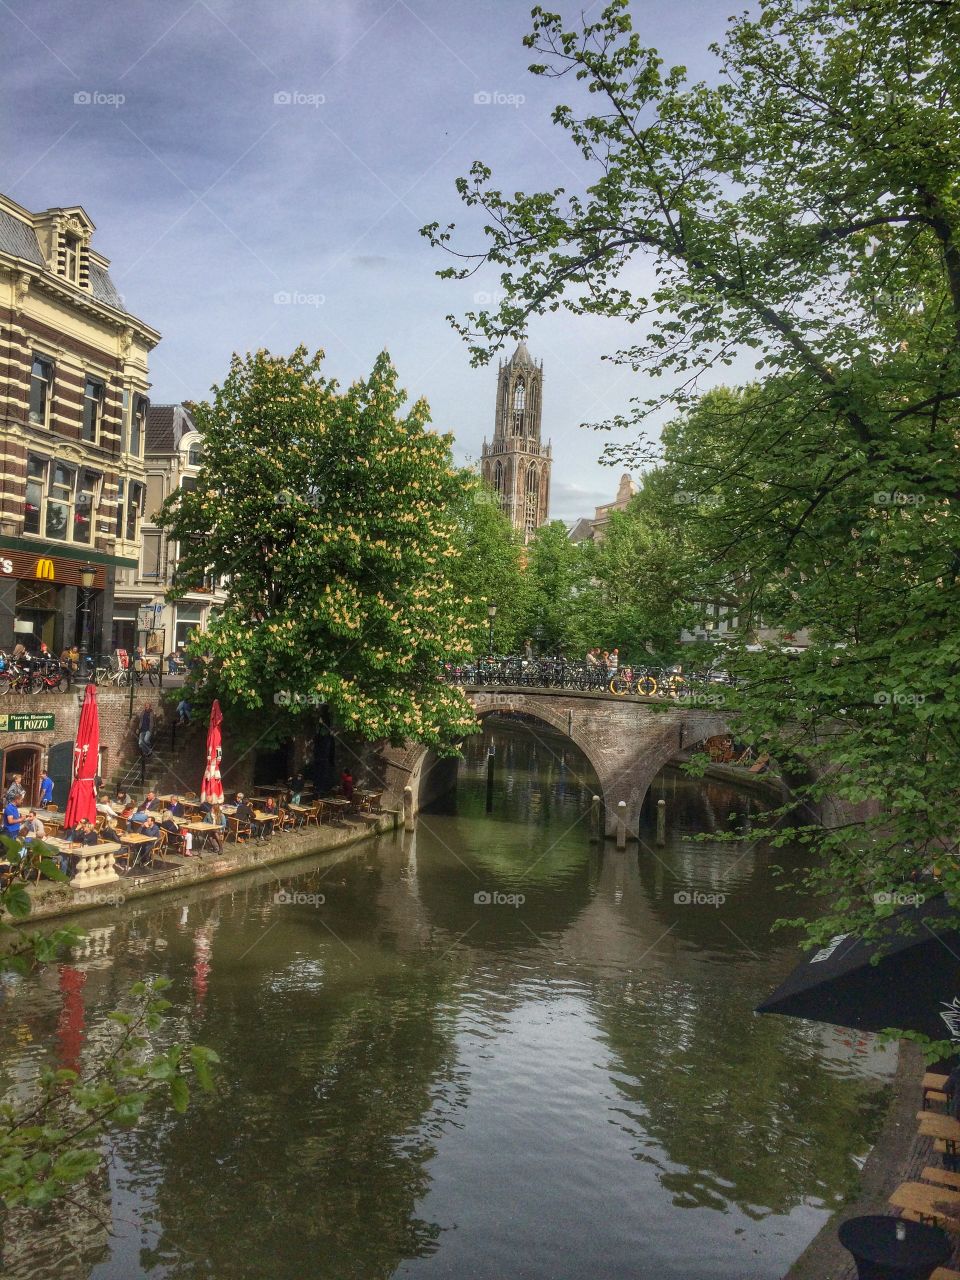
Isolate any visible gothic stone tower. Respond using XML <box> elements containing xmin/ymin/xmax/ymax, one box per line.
<box><xmin>480</xmin><ymin>341</ymin><xmax>551</xmax><ymax>541</ymax></box>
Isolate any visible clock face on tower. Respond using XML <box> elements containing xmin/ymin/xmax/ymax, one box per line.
<box><xmin>480</xmin><ymin>341</ymin><xmax>551</xmax><ymax>543</ymax></box>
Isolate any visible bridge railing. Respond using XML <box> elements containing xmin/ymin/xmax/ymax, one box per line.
<box><xmin>442</xmin><ymin>656</ymin><xmax>735</xmax><ymax>701</ymax></box>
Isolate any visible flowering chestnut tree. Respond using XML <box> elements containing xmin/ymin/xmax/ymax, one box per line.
<box><xmin>158</xmin><ymin>347</ymin><xmax>478</xmax><ymax>749</ymax></box>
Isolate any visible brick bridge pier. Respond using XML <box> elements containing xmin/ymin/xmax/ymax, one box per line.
<box><xmin>379</xmin><ymin>687</ymin><xmax>729</xmax><ymax>841</ymax></box>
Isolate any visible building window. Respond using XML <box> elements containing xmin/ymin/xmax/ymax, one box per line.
<box><xmin>29</xmin><ymin>356</ymin><xmax>53</xmax><ymax>428</ymax></box>
<box><xmin>120</xmin><ymin>390</ymin><xmax>128</xmax><ymax>455</ymax></box>
<box><xmin>115</xmin><ymin>478</ymin><xmax>125</xmax><ymax>538</ymax></box>
<box><xmin>82</xmin><ymin>378</ymin><xmax>104</xmax><ymax>443</ymax></box>
<box><xmin>512</xmin><ymin>378</ymin><xmax>525</xmax><ymax>435</ymax></box>
<box><xmin>180</xmin><ymin>475</ymin><xmax>197</xmax><ymax>494</ymax></box>
<box><xmin>492</xmin><ymin>460</ymin><xmax>507</xmax><ymax>513</ymax></box>
<box><xmin>126</xmin><ymin>481</ymin><xmax>144</xmax><ymax>542</ymax></box>
<box><xmin>140</xmin><ymin>530</ymin><xmax>163</xmax><ymax>581</ymax></box>
<box><xmin>187</xmin><ymin>443</ymin><xmax>203</xmax><ymax>466</ymax></box>
<box><xmin>24</xmin><ymin>457</ymin><xmax>45</xmax><ymax>534</ymax></box>
<box><xmin>74</xmin><ymin>470</ymin><xmax>100</xmax><ymax>545</ymax></box>
<box><xmin>45</xmin><ymin>462</ymin><xmax>75</xmax><ymax>541</ymax></box>
<box><xmin>129</xmin><ymin>394</ymin><xmax>147</xmax><ymax>458</ymax></box>
<box><xmin>524</xmin><ymin>466</ymin><xmax>539</xmax><ymax>535</ymax></box>
<box><xmin>175</xmin><ymin>603</ymin><xmax>204</xmax><ymax>649</ymax></box>
<box><xmin>64</xmin><ymin>236</ymin><xmax>80</xmax><ymax>283</ymax></box>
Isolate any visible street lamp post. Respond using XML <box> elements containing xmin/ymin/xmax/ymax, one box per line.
<box><xmin>487</xmin><ymin>603</ymin><xmax>497</xmax><ymax>657</ymax></box>
<box><xmin>79</xmin><ymin>563</ymin><xmax>95</xmax><ymax>674</ymax></box>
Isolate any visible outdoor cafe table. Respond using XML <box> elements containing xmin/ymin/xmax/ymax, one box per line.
<box><xmin>181</xmin><ymin>821</ymin><xmax>221</xmax><ymax>852</ymax></box>
<box><xmin>118</xmin><ymin>833</ymin><xmax>156</xmax><ymax>869</ymax></box>
<box><xmin>838</xmin><ymin>1214</ymin><xmax>951</xmax><ymax>1280</ymax></box>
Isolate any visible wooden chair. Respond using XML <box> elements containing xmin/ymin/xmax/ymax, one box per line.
<box><xmin>276</xmin><ymin>807</ymin><xmax>296</xmax><ymax>833</ymax></box>
<box><xmin>227</xmin><ymin>815</ymin><xmax>251</xmax><ymax>843</ymax></box>
<box><xmin>304</xmin><ymin>803</ymin><xmax>322</xmax><ymax>828</ymax></box>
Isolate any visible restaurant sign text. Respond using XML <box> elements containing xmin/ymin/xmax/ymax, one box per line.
<box><xmin>0</xmin><ymin>712</ymin><xmax>56</xmax><ymax>733</ymax></box>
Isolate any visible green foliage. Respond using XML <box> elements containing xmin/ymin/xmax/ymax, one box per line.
<box><xmin>158</xmin><ymin>346</ymin><xmax>480</xmax><ymax>749</ymax></box>
<box><xmin>425</xmin><ymin>0</ymin><xmax>960</xmax><ymax>967</ymax></box>
<box><xmin>447</xmin><ymin>479</ymin><xmax>529</xmax><ymax>652</ymax></box>
<box><xmin>520</xmin><ymin>521</ymin><xmax>591</xmax><ymax>654</ymax></box>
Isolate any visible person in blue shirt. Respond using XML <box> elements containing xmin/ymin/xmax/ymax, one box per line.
<box><xmin>2</xmin><ymin>800</ymin><xmax>21</xmax><ymax>839</ymax></box>
<box><xmin>38</xmin><ymin>771</ymin><xmax>54</xmax><ymax>807</ymax></box>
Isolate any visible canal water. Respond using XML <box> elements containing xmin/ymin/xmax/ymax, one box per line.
<box><xmin>0</xmin><ymin>718</ymin><xmax>893</xmax><ymax>1280</ymax></box>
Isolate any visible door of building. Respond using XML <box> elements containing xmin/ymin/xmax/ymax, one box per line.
<box><xmin>1</xmin><ymin>744</ymin><xmax>42</xmax><ymax>807</ymax></box>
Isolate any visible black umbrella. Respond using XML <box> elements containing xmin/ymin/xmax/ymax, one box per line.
<box><xmin>757</xmin><ymin>893</ymin><xmax>960</xmax><ymax>1043</ymax></box>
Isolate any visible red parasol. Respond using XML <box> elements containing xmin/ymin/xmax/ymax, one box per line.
<box><xmin>63</xmin><ymin>683</ymin><xmax>100</xmax><ymax>828</ymax></box>
<box><xmin>200</xmin><ymin>699</ymin><xmax>224</xmax><ymax>804</ymax></box>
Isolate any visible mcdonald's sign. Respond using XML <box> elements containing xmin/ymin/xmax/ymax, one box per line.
<box><xmin>34</xmin><ymin>558</ymin><xmax>55</xmax><ymax>581</ymax></box>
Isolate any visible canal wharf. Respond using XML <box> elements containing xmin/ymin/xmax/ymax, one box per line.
<box><xmin>15</xmin><ymin>808</ymin><xmax>400</xmax><ymax>923</ymax></box>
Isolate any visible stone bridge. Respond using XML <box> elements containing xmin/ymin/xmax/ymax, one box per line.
<box><xmin>379</xmin><ymin>687</ymin><xmax>729</xmax><ymax>841</ymax></box>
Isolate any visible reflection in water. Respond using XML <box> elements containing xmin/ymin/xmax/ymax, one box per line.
<box><xmin>0</xmin><ymin>720</ymin><xmax>894</xmax><ymax>1280</ymax></box>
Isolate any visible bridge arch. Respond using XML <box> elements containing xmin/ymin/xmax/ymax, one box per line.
<box><xmin>377</xmin><ymin>687</ymin><xmax>730</xmax><ymax>842</ymax></box>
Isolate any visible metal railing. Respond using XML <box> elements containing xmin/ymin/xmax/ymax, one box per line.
<box><xmin>442</xmin><ymin>656</ymin><xmax>734</xmax><ymax>700</ymax></box>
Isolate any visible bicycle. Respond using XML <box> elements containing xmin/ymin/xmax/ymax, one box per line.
<box><xmin>96</xmin><ymin>655</ymin><xmax>132</xmax><ymax>688</ymax></box>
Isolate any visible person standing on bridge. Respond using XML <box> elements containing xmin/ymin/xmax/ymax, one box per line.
<box><xmin>608</xmin><ymin>648</ymin><xmax>620</xmax><ymax>676</ymax></box>
<box><xmin>523</xmin><ymin>637</ymin><xmax>535</xmax><ymax>664</ymax></box>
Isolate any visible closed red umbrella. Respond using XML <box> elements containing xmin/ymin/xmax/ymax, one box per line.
<box><xmin>63</xmin><ymin>683</ymin><xmax>99</xmax><ymax>828</ymax></box>
<box><xmin>201</xmin><ymin>700</ymin><xmax>224</xmax><ymax>804</ymax></box>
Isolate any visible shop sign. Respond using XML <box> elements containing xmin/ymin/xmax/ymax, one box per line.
<box><xmin>0</xmin><ymin>551</ymin><xmax>105</xmax><ymax>589</ymax></box>
<box><xmin>0</xmin><ymin>712</ymin><xmax>56</xmax><ymax>733</ymax></box>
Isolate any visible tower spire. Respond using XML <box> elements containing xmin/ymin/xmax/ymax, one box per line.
<box><xmin>480</xmin><ymin>340</ymin><xmax>551</xmax><ymax>542</ymax></box>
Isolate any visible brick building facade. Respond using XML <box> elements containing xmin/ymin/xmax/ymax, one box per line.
<box><xmin>0</xmin><ymin>193</ymin><xmax>160</xmax><ymax>657</ymax></box>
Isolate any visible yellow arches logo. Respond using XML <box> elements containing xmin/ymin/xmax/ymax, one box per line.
<box><xmin>34</xmin><ymin>559</ymin><xmax>55</xmax><ymax>581</ymax></box>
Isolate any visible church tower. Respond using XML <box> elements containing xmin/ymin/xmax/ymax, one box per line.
<box><xmin>480</xmin><ymin>341</ymin><xmax>551</xmax><ymax>541</ymax></box>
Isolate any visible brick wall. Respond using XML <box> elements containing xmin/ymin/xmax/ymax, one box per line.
<box><xmin>0</xmin><ymin>687</ymin><xmax>253</xmax><ymax>804</ymax></box>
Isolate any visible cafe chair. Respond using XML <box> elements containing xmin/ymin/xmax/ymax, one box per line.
<box><xmin>227</xmin><ymin>815</ymin><xmax>251</xmax><ymax>843</ymax></box>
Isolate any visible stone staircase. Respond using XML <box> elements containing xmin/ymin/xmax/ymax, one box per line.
<box><xmin>105</xmin><ymin>718</ymin><xmax>206</xmax><ymax>800</ymax></box>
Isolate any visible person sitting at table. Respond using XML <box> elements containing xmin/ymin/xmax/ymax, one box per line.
<box><xmin>139</xmin><ymin>815</ymin><xmax>161</xmax><ymax>863</ymax></box>
<box><xmin>100</xmin><ymin>821</ymin><xmax>122</xmax><ymax>845</ymax></box>
<box><xmin>2</xmin><ymin>797</ymin><xmax>21</xmax><ymax>839</ymax></box>
<box><xmin>158</xmin><ymin>811</ymin><xmax>186</xmax><ymax>854</ymax></box>
<box><xmin>206</xmin><ymin>804</ymin><xmax>226</xmax><ymax>852</ymax></box>
<box><xmin>198</xmin><ymin>798</ymin><xmax>213</xmax><ymax>817</ymax></box>
<box><xmin>252</xmin><ymin>796</ymin><xmax>277</xmax><ymax>842</ymax></box>
<box><xmin>19</xmin><ymin>811</ymin><xmax>46</xmax><ymax>844</ymax></box>
<box><xmin>141</xmin><ymin>790</ymin><xmax>159</xmax><ymax>812</ymax></box>
<box><xmin>168</xmin><ymin>795</ymin><xmax>185</xmax><ymax>818</ymax></box>
<box><xmin>340</xmin><ymin>770</ymin><xmax>355</xmax><ymax>803</ymax></box>
<box><xmin>128</xmin><ymin>805</ymin><xmax>150</xmax><ymax>828</ymax></box>
<box><xmin>63</xmin><ymin>818</ymin><xmax>98</xmax><ymax>846</ymax></box>
<box><xmin>235</xmin><ymin>796</ymin><xmax>253</xmax><ymax>824</ymax></box>
<box><xmin>97</xmin><ymin>794</ymin><xmax>121</xmax><ymax>819</ymax></box>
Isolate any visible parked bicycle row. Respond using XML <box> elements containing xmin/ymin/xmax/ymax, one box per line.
<box><xmin>442</xmin><ymin>655</ymin><xmax>734</xmax><ymax>699</ymax></box>
<box><xmin>0</xmin><ymin>647</ymin><xmax>166</xmax><ymax>694</ymax></box>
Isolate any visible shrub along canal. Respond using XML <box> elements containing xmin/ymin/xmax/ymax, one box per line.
<box><xmin>0</xmin><ymin>717</ymin><xmax>893</xmax><ymax>1279</ymax></box>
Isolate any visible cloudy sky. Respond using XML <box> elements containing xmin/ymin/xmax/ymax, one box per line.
<box><xmin>5</xmin><ymin>0</ymin><xmax>745</xmax><ymax>521</ymax></box>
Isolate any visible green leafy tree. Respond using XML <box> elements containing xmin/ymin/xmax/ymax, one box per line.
<box><xmin>158</xmin><ymin>347</ymin><xmax>478</xmax><ymax>750</ymax></box>
<box><xmin>424</xmin><ymin>0</ymin><xmax>960</xmax><ymax>970</ymax></box>
<box><xmin>577</xmin><ymin>488</ymin><xmax>702</xmax><ymax>662</ymax></box>
<box><xmin>521</xmin><ymin>521</ymin><xmax>591</xmax><ymax>654</ymax></box>
<box><xmin>447</xmin><ymin>480</ymin><xmax>529</xmax><ymax>653</ymax></box>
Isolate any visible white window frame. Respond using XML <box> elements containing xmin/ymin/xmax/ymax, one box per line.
<box><xmin>82</xmin><ymin>377</ymin><xmax>104</xmax><ymax>444</ymax></box>
<box><xmin>29</xmin><ymin>354</ymin><xmax>54</xmax><ymax>428</ymax></box>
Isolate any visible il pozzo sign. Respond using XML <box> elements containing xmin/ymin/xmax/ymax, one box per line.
<box><xmin>0</xmin><ymin>712</ymin><xmax>56</xmax><ymax>733</ymax></box>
